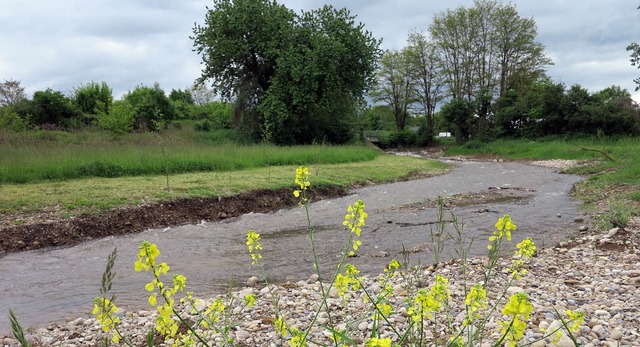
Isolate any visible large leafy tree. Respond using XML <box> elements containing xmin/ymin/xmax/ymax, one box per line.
<box><xmin>370</xmin><ymin>50</ymin><xmax>416</xmax><ymax>131</ymax></box>
<box><xmin>192</xmin><ymin>0</ymin><xmax>380</xmax><ymax>144</ymax></box>
<box><xmin>405</xmin><ymin>31</ymin><xmax>445</xmax><ymax>144</ymax></box>
<box><xmin>429</xmin><ymin>0</ymin><xmax>550</xmax><ymax>142</ymax></box>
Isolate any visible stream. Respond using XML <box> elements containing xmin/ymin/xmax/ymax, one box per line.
<box><xmin>0</xmin><ymin>159</ymin><xmax>584</xmax><ymax>334</ymax></box>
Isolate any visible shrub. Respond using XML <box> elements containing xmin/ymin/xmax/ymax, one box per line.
<box><xmin>0</xmin><ymin>107</ymin><xmax>30</xmax><ymax>131</ymax></box>
<box><xmin>97</xmin><ymin>100</ymin><xmax>136</xmax><ymax>139</ymax></box>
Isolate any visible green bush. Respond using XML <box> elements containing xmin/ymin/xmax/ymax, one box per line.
<box><xmin>0</xmin><ymin>107</ymin><xmax>30</xmax><ymax>131</ymax></box>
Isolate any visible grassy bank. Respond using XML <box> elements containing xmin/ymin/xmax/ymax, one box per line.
<box><xmin>0</xmin><ymin>129</ymin><xmax>379</xmax><ymax>184</ymax></box>
<box><xmin>445</xmin><ymin>137</ymin><xmax>640</xmax><ymax>228</ymax></box>
<box><xmin>0</xmin><ymin>154</ymin><xmax>449</xmax><ymax>220</ymax></box>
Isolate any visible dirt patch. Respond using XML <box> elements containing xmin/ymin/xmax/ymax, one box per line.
<box><xmin>0</xmin><ymin>186</ymin><xmax>348</xmax><ymax>257</ymax></box>
<box><xmin>399</xmin><ymin>186</ymin><xmax>535</xmax><ymax>211</ymax></box>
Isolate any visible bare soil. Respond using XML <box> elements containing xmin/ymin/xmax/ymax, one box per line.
<box><xmin>0</xmin><ymin>186</ymin><xmax>348</xmax><ymax>257</ymax></box>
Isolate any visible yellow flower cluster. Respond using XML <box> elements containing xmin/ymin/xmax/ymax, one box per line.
<box><xmin>488</xmin><ymin>214</ymin><xmax>517</xmax><ymax>250</ymax></box>
<box><xmin>92</xmin><ymin>297</ymin><xmax>121</xmax><ymax>343</ymax></box>
<box><xmin>499</xmin><ymin>292</ymin><xmax>533</xmax><ymax>347</ymax></box>
<box><xmin>408</xmin><ymin>274</ymin><xmax>450</xmax><ymax>322</ymax></box>
<box><xmin>343</xmin><ymin>199</ymin><xmax>368</xmax><ymax>256</ymax></box>
<box><xmin>510</xmin><ymin>237</ymin><xmax>537</xmax><ymax>279</ymax></box>
<box><xmin>134</xmin><ymin>241</ymin><xmax>183</xmax><ymax>338</ymax></box>
<box><xmin>204</xmin><ymin>298</ymin><xmax>226</xmax><ymax>325</ymax></box>
<box><xmin>464</xmin><ymin>283</ymin><xmax>487</xmax><ymax>325</ymax></box>
<box><xmin>366</xmin><ymin>337</ymin><xmax>392</xmax><ymax>347</ymax></box>
<box><xmin>293</xmin><ymin>166</ymin><xmax>311</xmax><ymax>198</ymax></box>
<box><xmin>246</xmin><ymin>230</ymin><xmax>263</xmax><ymax>265</ymax></box>
<box><xmin>289</xmin><ymin>327</ymin><xmax>307</xmax><ymax>347</ymax></box>
<box><xmin>335</xmin><ymin>264</ymin><xmax>362</xmax><ymax>297</ymax></box>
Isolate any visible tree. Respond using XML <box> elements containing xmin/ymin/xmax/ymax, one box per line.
<box><xmin>169</xmin><ymin>89</ymin><xmax>194</xmax><ymax>104</ymax></box>
<box><xmin>192</xmin><ymin>0</ymin><xmax>381</xmax><ymax>144</ymax></box>
<box><xmin>440</xmin><ymin>98</ymin><xmax>475</xmax><ymax>144</ymax></box>
<box><xmin>0</xmin><ymin>79</ymin><xmax>26</xmax><ymax>106</ymax></box>
<box><xmin>188</xmin><ymin>83</ymin><xmax>217</xmax><ymax>105</ymax></box>
<box><xmin>370</xmin><ymin>50</ymin><xmax>416</xmax><ymax>131</ymax></box>
<box><xmin>405</xmin><ymin>31</ymin><xmax>445</xmax><ymax>144</ymax></box>
<box><xmin>0</xmin><ymin>107</ymin><xmax>30</xmax><ymax>131</ymax></box>
<box><xmin>97</xmin><ymin>100</ymin><xmax>136</xmax><ymax>139</ymax></box>
<box><xmin>492</xmin><ymin>3</ymin><xmax>550</xmax><ymax>97</ymax></box>
<box><xmin>627</xmin><ymin>42</ymin><xmax>640</xmax><ymax>91</ymax></box>
<box><xmin>73</xmin><ymin>81</ymin><xmax>113</xmax><ymax>115</ymax></box>
<box><xmin>124</xmin><ymin>83</ymin><xmax>176</xmax><ymax>131</ymax></box>
<box><xmin>30</xmin><ymin>89</ymin><xmax>83</xmax><ymax>128</ymax></box>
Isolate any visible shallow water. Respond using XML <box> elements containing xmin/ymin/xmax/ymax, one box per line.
<box><xmin>0</xmin><ymin>160</ymin><xmax>584</xmax><ymax>334</ymax></box>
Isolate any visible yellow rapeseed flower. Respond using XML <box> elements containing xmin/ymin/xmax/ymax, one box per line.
<box><xmin>366</xmin><ymin>337</ymin><xmax>392</xmax><ymax>347</ymax></box>
<box><xmin>246</xmin><ymin>230</ymin><xmax>263</xmax><ymax>265</ymax></box>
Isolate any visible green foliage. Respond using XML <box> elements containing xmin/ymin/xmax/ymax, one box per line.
<box><xmin>440</xmin><ymin>98</ymin><xmax>474</xmax><ymax>144</ymax></box>
<box><xmin>168</xmin><ymin>88</ymin><xmax>194</xmax><ymax>104</ymax></box>
<box><xmin>30</xmin><ymin>89</ymin><xmax>83</xmax><ymax>128</ymax></box>
<box><xmin>0</xmin><ymin>107</ymin><xmax>31</xmax><ymax>131</ymax></box>
<box><xmin>192</xmin><ymin>0</ymin><xmax>381</xmax><ymax>144</ymax></box>
<box><xmin>370</xmin><ymin>49</ymin><xmax>416</xmax><ymax>131</ymax></box>
<box><xmin>429</xmin><ymin>1</ymin><xmax>550</xmax><ymax>100</ymax></box>
<box><xmin>8</xmin><ymin>309</ymin><xmax>31</xmax><ymax>347</ymax></box>
<box><xmin>494</xmin><ymin>80</ymin><xmax>640</xmax><ymax>138</ymax></box>
<box><xmin>73</xmin><ymin>81</ymin><xmax>113</xmax><ymax>116</ymax></box>
<box><xmin>627</xmin><ymin>41</ymin><xmax>640</xmax><ymax>91</ymax></box>
<box><xmin>124</xmin><ymin>83</ymin><xmax>176</xmax><ymax>131</ymax></box>
<box><xmin>97</xmin><ymin>100</ymin><xmax>136</xmax><ymax>139</ymax></box>
<box><xmin>362</xmin><ymin>105</ymin><xmax>396</xmax><ymax>131</ymax></box>
<box><xmin>190</xmin><ymin>101</ymin><xmax>233</xmax><ymax>128</ymax></box>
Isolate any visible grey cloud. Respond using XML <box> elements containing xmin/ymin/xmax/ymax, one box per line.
<box><xmin>2</xmin><ymin>0</ymin><xmax>639</xmax><ymax>100</ymax></box>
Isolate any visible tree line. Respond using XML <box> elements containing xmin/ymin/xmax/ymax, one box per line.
<box><xmin>1</xmin><ymin>0</ymin><xmax>639</xmax><ymax>145</ymax></box>
<box><xmin>0</xmin><ymin>79</ymin><xmax>232</xmax><ymax>138</ymax></box>
<box><xmin>370</xmin><ymin>0</ymin><xmax>640</xmax><ymax>145</ymax></box>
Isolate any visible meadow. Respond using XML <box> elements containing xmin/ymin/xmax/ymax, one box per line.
<box><xmin>0</xmin><ymin>129</ymin><xmax>449</xmax><ymax>217</ymax></box>
<box><xmin>0</xmin><ymin>129</ymin><xmax>379</xmax><ymax>184</ymax></box>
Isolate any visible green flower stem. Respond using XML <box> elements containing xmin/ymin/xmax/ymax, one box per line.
<box><xmin>492</xmin><ymin>318</ymin><xmax>515</xmax><ymax>347</ymax></box>
<box><xmin>356</xmin><ymin>279</ymin><xmax>403</xmax><ymax>338</ymax></box>
<box><xmin>299</xmin><ymin>187</ymin><xmax>339</xmax><ymax>346</ymax></box>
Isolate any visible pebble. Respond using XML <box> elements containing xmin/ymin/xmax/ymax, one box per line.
<box><xmin>2</xmin><ymin>226</ymin><xmax>638</xmax><ymax>347</ymax></box>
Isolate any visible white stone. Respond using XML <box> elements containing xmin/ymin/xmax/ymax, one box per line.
<box><xmin>610</xmin><ymin>329</ymin><xmax>623</xmax><ymax>340</ymax></box>
<box><xmin>246</xmin><ymin>276</ymin><xmax>259</xmax><ymax>286</ymax></box>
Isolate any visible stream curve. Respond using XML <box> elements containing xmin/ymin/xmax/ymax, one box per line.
<box><xmin>0</xmin><ymin>159</ymin><xmax>584</xmax><ymax>334</ymax></box>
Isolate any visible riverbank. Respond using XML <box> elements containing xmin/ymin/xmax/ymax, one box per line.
<box><xmin>2</xmin><ymin>220</ymin><xmax>638</xmax><ymax>346</ymax></box>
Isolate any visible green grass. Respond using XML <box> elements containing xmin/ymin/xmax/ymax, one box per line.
<box><xmin>0</xmin><ymin>154</ymin><xmax>450</xmax><ymax>217</ymax></box>
<box><xmin>0</xmin><ymin>129</ymin><xmax>379</xmax><ymax>184</ymax></box>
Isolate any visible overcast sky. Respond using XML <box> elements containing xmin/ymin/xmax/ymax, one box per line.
<box><xmin>1</xmin><ymin>0</ymin><xmax>639</xmax><ymax>101</ymax></box>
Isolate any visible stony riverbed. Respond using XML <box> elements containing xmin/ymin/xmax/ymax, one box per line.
<box><xmin>2</xmin><ymin>222</ymin><xmax>638</xmax><ymax>347</ymax></box>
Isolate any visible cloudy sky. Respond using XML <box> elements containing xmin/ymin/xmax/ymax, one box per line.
<box><xmin>1</xmin><ymin>0</ymin><xmax>639</xmax><ymax>100</ymax></box>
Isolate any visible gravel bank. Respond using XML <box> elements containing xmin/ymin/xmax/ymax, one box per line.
<box><xmin>2</xmin><ymin>224</ymin><xmax>638</xmax><ymax>347</ymax></box>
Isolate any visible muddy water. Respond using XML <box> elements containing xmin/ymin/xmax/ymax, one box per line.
<box><xmin>0</xmin><ymin>160</ymin><xmax>584</xmax><ymax>334</ymax></box>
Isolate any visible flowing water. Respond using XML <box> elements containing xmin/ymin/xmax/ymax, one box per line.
<box><xmin>0</xmin><ymin>159</ymin><xmax>584</xmax><ymax>334</ymax></box>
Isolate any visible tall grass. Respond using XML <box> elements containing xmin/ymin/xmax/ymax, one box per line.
<box><xmin>0</xmin><ymin>130</ymin><xmax>379</xmax><ymax>184</ymax></box>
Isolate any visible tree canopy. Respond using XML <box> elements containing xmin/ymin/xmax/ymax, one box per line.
<box><xmin>192</xmin><ymin>0</ymin><xmax>381</xmax><ymax>144</ymax></box>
